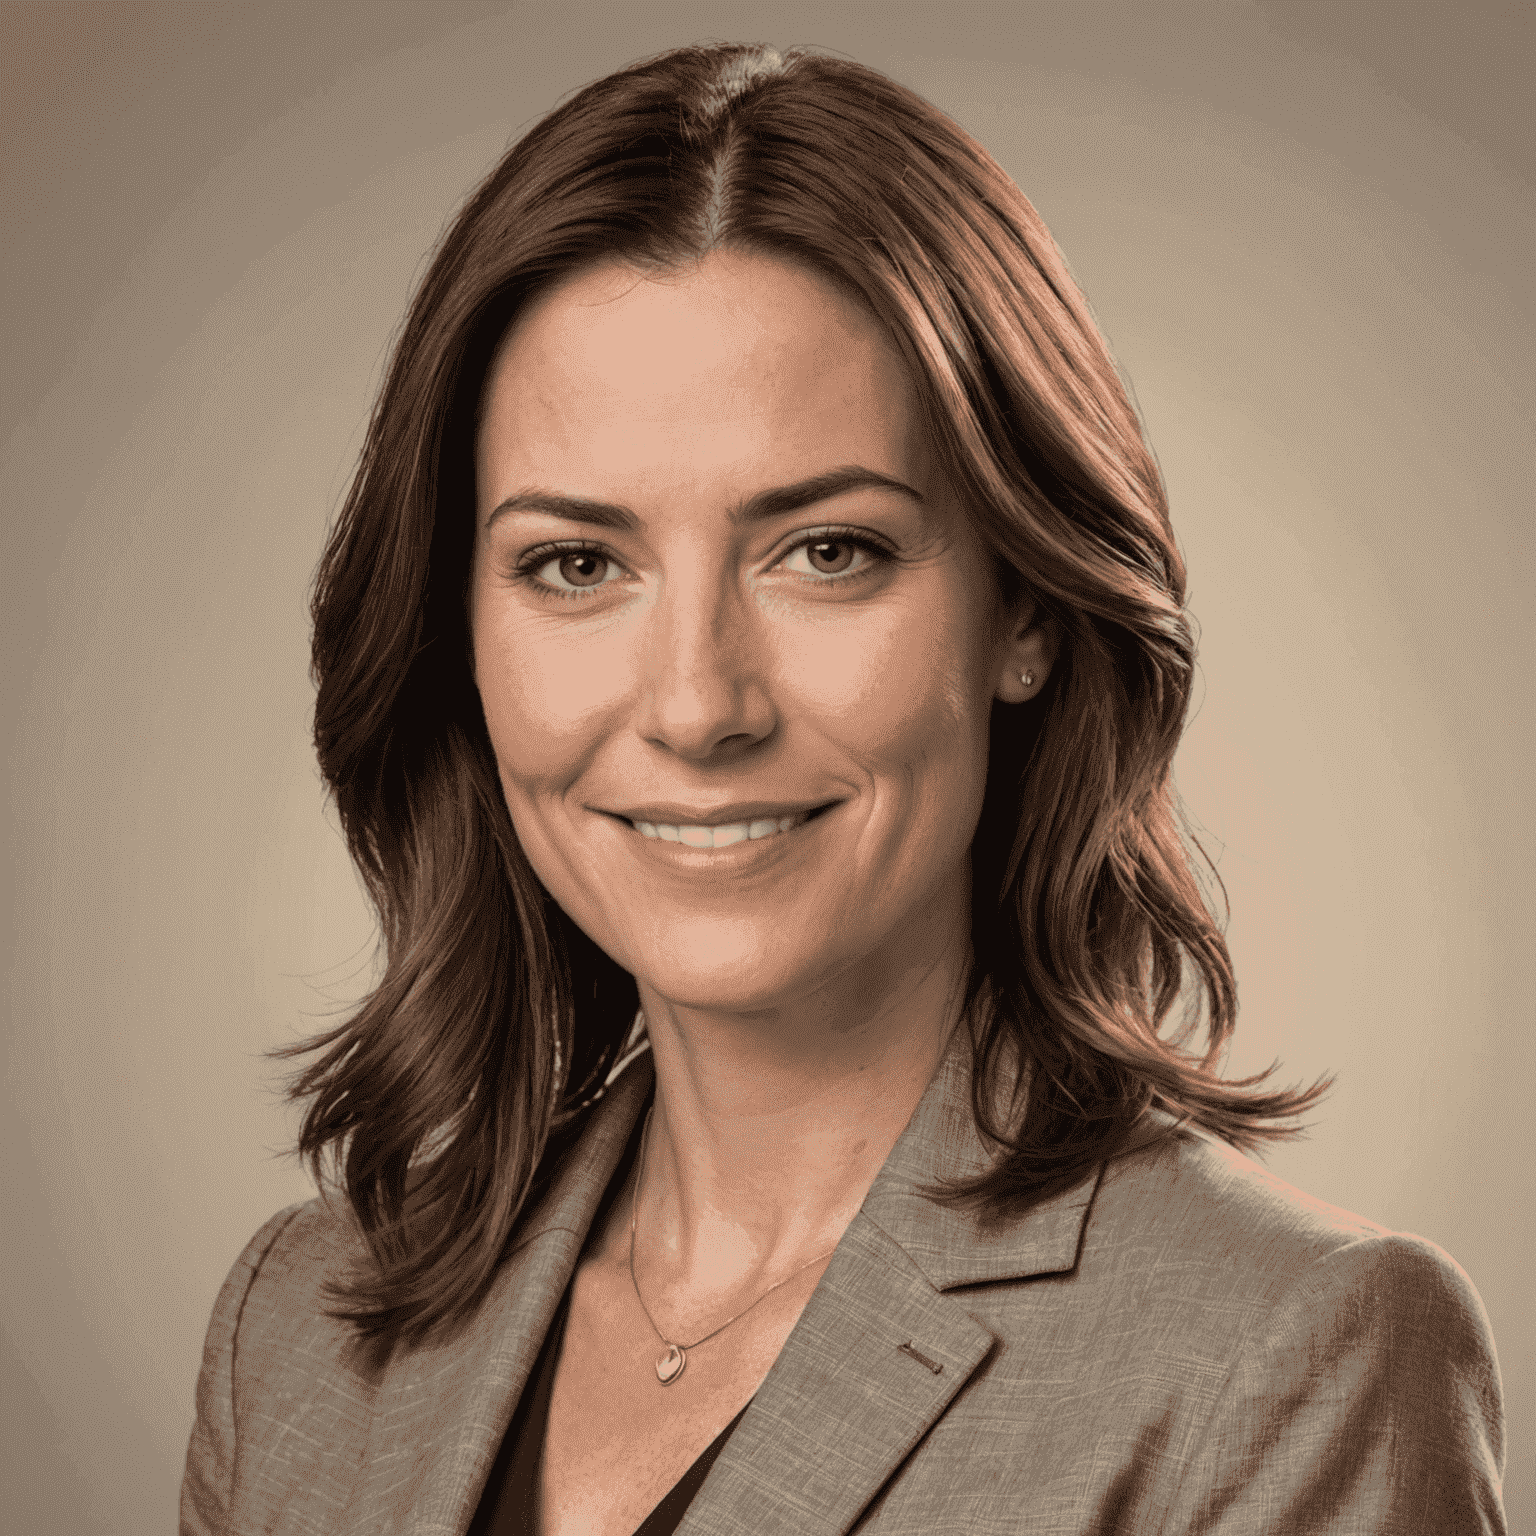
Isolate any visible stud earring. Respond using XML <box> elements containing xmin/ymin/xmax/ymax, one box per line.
<box><xmin>1020</xmin><ymin>670</ymin><xmax>1035</xmax><ymax>688</ymax></box>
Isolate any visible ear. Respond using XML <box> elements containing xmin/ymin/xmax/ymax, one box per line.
<box><xmin>995</xmin><ymin>593</ymin><xmax>1062</xmax><ymax>704</ymax></box>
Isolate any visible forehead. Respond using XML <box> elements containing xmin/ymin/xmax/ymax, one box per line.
<box><xmin>476</xmin><ymin>250</ymin><xmax>929</xmax><ymax>500</ymax></box>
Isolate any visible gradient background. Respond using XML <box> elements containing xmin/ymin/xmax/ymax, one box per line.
<box><xmin>3</xmin><ymin>2</ymin><xmax>1530</xmax><ymax>1529</ymax></box>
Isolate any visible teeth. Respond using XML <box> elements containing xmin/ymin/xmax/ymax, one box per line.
<box><xmin>631</xmin><ymin>812</ymin><xmax>810</xmax><ymax>847</ymax></box>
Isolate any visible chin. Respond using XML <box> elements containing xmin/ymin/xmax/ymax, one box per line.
<box><xmin>645</xmin><ymin>960</ymin><xmax>820</xmax><ymax>1019</ymax></box>
<box><xmin>618</xmin><ymin>916</ymin><xmax>852</xmax><ymax>1019</ymax></box>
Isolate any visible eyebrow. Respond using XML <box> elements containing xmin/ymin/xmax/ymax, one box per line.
<box><xmin>484</xmin><ymin>465</ymin><xmax>924</xmax><ymax>532</ymax></box>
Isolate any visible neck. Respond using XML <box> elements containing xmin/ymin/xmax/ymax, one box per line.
<box><xmin>627</xmin><ymin>920</ymin><xmax>971</xmax><ymax>1290</ymax></box>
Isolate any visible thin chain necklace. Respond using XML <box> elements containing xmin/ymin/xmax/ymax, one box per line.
<box><xmin>628</xmin><ymin>1105</ymin><xmax>839</xmax><ymax>1385</ymax></box>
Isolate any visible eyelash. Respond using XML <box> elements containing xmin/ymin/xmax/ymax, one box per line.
<box><xmin>511</xmin><ymin>528</ymin><xmax>894</xmax><ymax>600</ymax></box>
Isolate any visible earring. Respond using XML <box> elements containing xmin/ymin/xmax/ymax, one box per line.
<box><xmin>1020</xmin><ymin>670</ymin><xmax>1035</xmax><ymax>688</ymax></box>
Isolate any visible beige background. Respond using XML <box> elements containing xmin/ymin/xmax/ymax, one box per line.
<box><xmin>3</xmin><ymin>1</ymin><xmax>1529</xmax><ymax>1529</ymax></box>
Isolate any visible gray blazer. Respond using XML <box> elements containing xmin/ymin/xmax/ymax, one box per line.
<box><xmin>181</xmin><ymin>1036</ymin><xmax>1506</xmax><ymax>1534</ymax></box>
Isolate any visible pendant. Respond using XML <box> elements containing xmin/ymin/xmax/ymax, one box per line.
<box><xmin>655</xmin><ymin>1344</ymin><xmax>687</xmax><ymax>1384</ymax></box>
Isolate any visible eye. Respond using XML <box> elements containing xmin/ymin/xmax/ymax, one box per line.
<box><xmin>780</xmin><ymin>534</ymin><xmax>882</xmax><ymax>581</ymax></box>
<box><xmin>524</xmin><ymin>546</ymin><xmax>623</xmax><ymax>593</ymax></box>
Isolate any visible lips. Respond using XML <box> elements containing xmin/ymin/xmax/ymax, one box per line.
<box><xmin>634</xmin><ymin>812</ymin><xmax>808</xmax><ymax>847</ymax></box>
<box><xmin>604</xmin><ymin>799</ymin><xmax>838</xmax><ymax>850</ymax></box>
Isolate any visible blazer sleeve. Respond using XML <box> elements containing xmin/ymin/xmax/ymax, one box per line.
<box><xmin>1162</xmin><ymin>1231</ymin><xmax>1506</xmax><ymax>1535</ymax></box>
<box><xmin>179</xmin><ymin>1203</ymin><xmax>309</xmax><ymax>1536</ymax></box>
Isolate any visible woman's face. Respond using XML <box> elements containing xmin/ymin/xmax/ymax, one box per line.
<box><xmin>472</xmin><ymin>249</ymin><xmax>1044</xmax><ymax>1020</ymax></box>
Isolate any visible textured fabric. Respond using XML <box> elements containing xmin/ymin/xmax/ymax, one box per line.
<box><xmin>181</xmin><ymin>1033</ymin><xmax>1507</xmax><ymax>1534</ymax></box>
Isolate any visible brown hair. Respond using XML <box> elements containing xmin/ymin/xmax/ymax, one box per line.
<box><xmin>284</xmin><ymin>42</ymin><xmax>1328</xmax><ymax>1344</ymax></box>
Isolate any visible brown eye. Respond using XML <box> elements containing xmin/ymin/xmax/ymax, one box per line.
<box><xmin>557</xmin><ymin>552</ymin><xmax>608</xmax><ymax>587</ymax></box>
<box><xmin>781</xmin><ymin>535</ymin><xmax>880</xmax><ymax>582</ymax></box>
<box><xmin>530</xmin><ymin>548</ymin><xmax>617</xmax><ymax>591</ymax></box>
<box><xmin>806</xmin><ymin>539</ymin><xmax>855</xmax><ymax>574</ymax></box>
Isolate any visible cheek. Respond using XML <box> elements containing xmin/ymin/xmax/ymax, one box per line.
<box><xmin>472</xmin><ymin>608</ymin><xmax>615</xmax><ymax>801</ymax></box>
<box><xmin>783</xmin><ymin>585</ymin><xmax>993</xmax><ymax>779</ymax></box>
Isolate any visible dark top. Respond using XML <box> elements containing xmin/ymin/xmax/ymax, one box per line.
<box><xmin>466</xmin><ymin>1282</ymin><xmax>751</xmax><ymax>1535</ymax></box>
<box><xmin>467</xmin><ymin>1096</ymin><xmax>751</xmax><ymax>1535</ymax></box>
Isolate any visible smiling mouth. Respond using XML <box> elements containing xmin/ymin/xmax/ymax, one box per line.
<box><xmin>618</xmin><ymin>803</ymin><xmax>836</xmax><ymax>849</ymax></box>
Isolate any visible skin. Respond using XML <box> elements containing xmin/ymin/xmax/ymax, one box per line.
<box><xmin>471</xmin><ymin>248</ymin><xmax>1058</xmax><ymax>1532</ymax></box>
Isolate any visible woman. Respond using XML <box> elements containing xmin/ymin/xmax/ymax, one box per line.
<box><xmin>181</xmin><ymin>42</ymin><xmax>1505</xmax><ymax>1536</ymax></box>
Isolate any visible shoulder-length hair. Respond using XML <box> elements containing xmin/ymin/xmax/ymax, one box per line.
<box><xmin>285</xmin><ymin>42</ymin><xmax>1327</xmax><ymax>1345</ymax></box>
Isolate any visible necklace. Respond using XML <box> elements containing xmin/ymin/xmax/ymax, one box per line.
<box><xmin>628</xmin><ymin>1106</ymin><xmax>839</xmax><ymax>1385</ymax></box>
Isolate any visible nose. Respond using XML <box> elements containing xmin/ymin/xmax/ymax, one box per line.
<box><xmin>634</xmin><ymin>565</ymin><xmax>776</xmax><ymax>762</ymax></box>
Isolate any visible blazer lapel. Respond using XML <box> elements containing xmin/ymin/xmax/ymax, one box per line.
<box><xmin>672</xmin><ymin>1212</ymin><xmax>997</xmax><ymax>1536</ymax></box>
<box><xmin>677</xmin><ymin>1030</ymin><xmax>1100</xmax><ymax>1536</ymax></box>
<box><xmin>340</xmin><ymin>1053</ymin><xmax>656</xmax><ymax>1536</ymax></box>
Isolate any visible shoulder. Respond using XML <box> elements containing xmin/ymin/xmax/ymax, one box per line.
<box><xmin>1087</xmin><ymin>1128</ymin><xmax>1492</xmax><ymax>1323</ymax></box>
<box><xmin>246</xmin><ymin>1188</ymin><xmax>370</xmax><ymax>1310</ymax></box>
<box><xmin>211</xmin><ymin>1194</ymin><xmax>386</xmax><ymax>1412</ymax></box>
<box><xmin>1065</xmin><ymin>1133</ymin><xmax>1508</xmax><ymax>1529</ymax></box>
<box><xmin>1092</xmin><ymin>1127</ymin><xmax>1386</xmax><ymax>1269</ymax></box>
<box><xmin>215</xmin><ymin>1194</ymin><xmax>362</xmax><ymax>1320</ymax></box>
<box><xmin>1082</xmin><ymin>1130</ymin><xmax>1503</xmax><ymax>1447</ymax></box>
<box><xmin>183</xmin><ymin>1196</ymin><xmax>380</xmax><ymax>1533</ymax></box>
